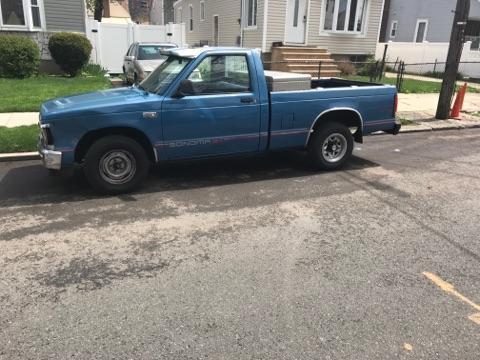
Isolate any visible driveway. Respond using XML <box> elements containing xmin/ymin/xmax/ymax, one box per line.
<box><xmin>1</xmin><ymin>130</ymin><xmax>479</xmax><ymax>359</ymax></box>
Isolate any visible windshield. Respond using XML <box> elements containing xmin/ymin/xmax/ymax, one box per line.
<box><xmin>137</xmin><ymin>45</ymin><xmax>173</xmax><ymax>60</ymax></box>
<box><xmin>140</xmin><ymin>56</ymin><xmax>192</xmax><ymax>94</ymax></box>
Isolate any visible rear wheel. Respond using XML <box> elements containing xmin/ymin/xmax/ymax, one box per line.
<box><xmin>83</xmin><ymin>135</ymin><xmax>150</xmax><ymax>194</ymax></box>
<box><xmin>308</xmin><ymin>122</ymin><xmax>354</xmax><ymax>170</ymax></box>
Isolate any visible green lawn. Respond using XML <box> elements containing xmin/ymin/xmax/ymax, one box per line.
<box><xmin>0</xmin><ymin>75</ymin><xmax>112</xmax><ymax>113</ymax></box>
<box><xmin>342</xmin><ymin>75</ymin><xmax>480</xmax><ymax>94</ymax></box>
<box><xmin>0</xmin><ymin>125</ymin><xmax>38</xmax><ymax>153</ymax></box>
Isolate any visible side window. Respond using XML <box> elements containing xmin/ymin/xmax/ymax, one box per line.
<box><xmin>186</xmin><ymin>55</ymin><xmax>251</xmax><ymax>95</ymax></box>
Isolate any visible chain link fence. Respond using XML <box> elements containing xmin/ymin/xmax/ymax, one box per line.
<box><xmin>262</xmin><ymin>58</ymin><xmax>480</xmax><ymax>93</ymax></box>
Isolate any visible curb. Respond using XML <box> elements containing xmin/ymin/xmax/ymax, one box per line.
<box><xmin>0</xmin><ymin>152</ymin><xmax>40</xmax><ymax>162</ymax></box>
<box><xmin>399</xmin><ymin>122</ymin><xmax>480</xmax><ymax>134</ymax></box>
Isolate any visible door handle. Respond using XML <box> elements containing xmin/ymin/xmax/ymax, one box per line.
<box><xmin>143</xmin><ymin>112</ymin><xmax>157</xmax><ymax>119</ymax></box>
<box><xmin>240</xmin><ymin>97</ymin><xmax>256</xmax><ymax>104</ymax></box>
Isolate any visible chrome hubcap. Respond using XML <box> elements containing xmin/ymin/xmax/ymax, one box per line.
<box><xmin>322</xmin><ymin>133</ymin><xmax>348</xmax><ymax>163</ymax></box>
<box><xmin>99</xmin><ymin>150</ymin><xmax>136</xmax><ymax>185</ymax></box>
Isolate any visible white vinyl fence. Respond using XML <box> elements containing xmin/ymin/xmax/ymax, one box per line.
<box><xmin>86</xmin><ymin>19</ymin><xmax>186</xmax><ymax>74</ymax></box>
<box><xmin>375</xmin><ymin>42</ymin><xmax>480</xmax><ymax>79</ymax></box>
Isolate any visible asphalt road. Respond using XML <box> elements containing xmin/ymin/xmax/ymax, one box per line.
<box><xmin>1</xmin><ymin>130</ymin><xmax>479</xmax><ymax>359</ymax></box>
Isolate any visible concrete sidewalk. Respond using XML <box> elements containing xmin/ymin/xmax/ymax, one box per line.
<box><xmin>0</xmin><ymin>112</ymin><xmax>38</xmax><ymax>128</ymax></box>
<box><xmin>398</xmin><ymin>92</ymin><xmax>480</xmax><ymax>113</ymax></box>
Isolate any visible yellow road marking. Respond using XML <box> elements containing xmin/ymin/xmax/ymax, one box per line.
<box><xmin>423</xmin><ymin>272</ymin><xmax>480</xmax><ymax>325</ymax></box>
<box><xmin>469</xmin><ymin>313</ymin><xmax>480</xmax><ymax>325</ymax></box>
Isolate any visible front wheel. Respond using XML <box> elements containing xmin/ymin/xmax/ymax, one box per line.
<box><xmin>308</xmin><ymin>122</ymin><xmax>354</xmax><ymax>170</ymax></box>
<box><xmin>83</xmin><ymin>135</ymin><xmax>150</xmax><ymax>195</ymax></box>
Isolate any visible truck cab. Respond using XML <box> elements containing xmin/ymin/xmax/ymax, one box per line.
<box><xmin>39</xmin><ymin>47</ymin><xmax>400</xmax><ymax>194</ymax></box>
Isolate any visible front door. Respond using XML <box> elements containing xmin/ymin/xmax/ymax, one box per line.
<box><xmin>285</xmin><ymin>0</ymin><xmax>308</xmax><ymax>44</ymax></box>
<box><xmin>161</xmin><ymin>54</ymin><xmax>261</xmax><ymax>159</ymax></box>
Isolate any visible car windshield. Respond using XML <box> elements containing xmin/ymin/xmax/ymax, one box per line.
<box><xmin>137</xmin><ymin>45</ymin><xmax>173</xmax><ymax>60</ymax></box>
<box><xmin>140</xmin><ymin>56</ymin><xmax>192</xmax><ymax>94</ymax></box>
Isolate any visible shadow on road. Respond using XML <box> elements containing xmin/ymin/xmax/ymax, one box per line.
<box><xmin>0</xmin><ymin>151</ymin><xmax>379</xmax><ymax>207</ymax></box>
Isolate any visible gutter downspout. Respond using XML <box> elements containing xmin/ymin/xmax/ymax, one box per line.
<box><xmin>262</xmin><ymin>0</ymin><xmax>269</xmax><ymax>52</ymax></box>
<box><xmin>240</xmin><ymin>0</ymin><xmax>245</xmax><ymax>47</ymax></box>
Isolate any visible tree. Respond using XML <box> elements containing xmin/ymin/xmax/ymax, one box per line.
<box><xmin>86</xmin><ymin>0</ymin><xmax>104</xmax><ymax>22</ymax></box>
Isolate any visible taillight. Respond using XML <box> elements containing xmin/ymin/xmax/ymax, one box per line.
<box><xmin>393</xmin><ymin>94</ymin><xmax>398</xmax><ymax>117</ymax></box>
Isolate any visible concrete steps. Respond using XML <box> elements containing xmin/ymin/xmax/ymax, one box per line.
<box><xmin>270</xmin><ymin>46</ymin><xmax>339</xmax><ymax>78</ymax></box>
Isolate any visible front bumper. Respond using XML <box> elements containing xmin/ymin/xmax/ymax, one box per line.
<box><xmin>38</xmin><ymin>133</ymin><xmax>62</xmax><ymax>170</ymax></box>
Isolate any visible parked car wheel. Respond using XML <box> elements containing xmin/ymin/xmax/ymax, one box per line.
<box><xmin>83</xmin><ymin>135</ymin><xmax>150</xmax><ymax>195</ymax></box>
<box><xmin>123</xmin><ymin>67</ymin><xmax>130</xmax><ymax>85</ymax></box>
<box><xmin>308</xmin><ymin>122</ymin><xmax>354</xmax><ymax>170</ymax></box>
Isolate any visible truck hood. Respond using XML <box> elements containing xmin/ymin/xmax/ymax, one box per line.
<box><xmin>41</xmin><ymin>87</ymin><xmax>152</xmax><ymax>121</ymax></box>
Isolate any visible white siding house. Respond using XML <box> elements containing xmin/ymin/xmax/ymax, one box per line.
<box><xmin>172</xmin><ymin>0</ymin><xmax>385</xmax><ymax>57</ymax></box>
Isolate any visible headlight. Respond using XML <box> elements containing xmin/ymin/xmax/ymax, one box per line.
<box><xmin>40</xmin><ymin>123</ymin><xmax>54</xmax><ymax>146</ymax></box>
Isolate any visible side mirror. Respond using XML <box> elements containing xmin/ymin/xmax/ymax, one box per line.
<box><xmin>173</xmin><ymin>79</ymin><xmax>194</xmax><ymax>98</ymax></box>
<box><xmin>124</xmin><ymin>55</ymin><xmax>135</xmax><ymax>61</ymax></box>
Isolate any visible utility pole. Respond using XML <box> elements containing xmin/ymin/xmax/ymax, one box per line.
<box><xmin>436</xmin><ymin>0</ymin><xmax>470</xmax><ymax>119</ymax></box>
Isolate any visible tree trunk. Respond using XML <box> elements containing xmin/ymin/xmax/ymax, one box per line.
<box><xmin>94</xmin><ymin>0</ymin><xmax>104</xmax><ymax>22</ymax></box>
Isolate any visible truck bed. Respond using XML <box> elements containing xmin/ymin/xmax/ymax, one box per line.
<box><xmin>311</xmin><ymin>78</ymin><xmax>382</xmax><ymax>89</ymax></box>
<box><xmin>264</xmin><ymin>70</ymin><xmax>384</xmax><ymax>92</ymax></box>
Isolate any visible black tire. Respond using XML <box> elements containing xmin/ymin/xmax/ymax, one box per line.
<box><xmin>308</xmin><ymin>122</ymin><xmax>354</xmax><ymax>170</ymax></box>
<box><xmin>123</xmin><ymin>68</ymin><xmax>130</xmax><ymax>85</ymax></box>
<box><xmin>83</xmin><ymin>135</ymin><xmax>150</xmax><ymax>195</ymax></box>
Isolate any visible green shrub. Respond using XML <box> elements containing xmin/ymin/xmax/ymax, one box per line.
<box><xmin>358</xmin><ymin>56</ymin><xmax>379</xmax><ymax>77</ymax></box>
<box><xmin>82</xmin><ymin>63</ymin><xmax>107</xmax><ymax>76</ymax></box>
<box><xmin>0</xmin><ymin>35</ymin><xmax>40</xmax><ymax>78</ymax></box>
<box><xmin>48</xmin><ymin>32</ymin><xmax>92</xmax><ymax>77</ymax></box>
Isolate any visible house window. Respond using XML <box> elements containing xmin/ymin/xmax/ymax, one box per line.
<box><xmin>244</xmin><ymin>0</ymin><xmax>257</xmax><ymax>28</ymax></box>
<box><xmin>30</xmin><ymin>0</ymin><xmax>41</xmax><ymax>27</ymax></box>
<box><xmin>189</xmin><ymin>4</ymin><xmax>193</xmax><ymax>31</ymax></box>
<box><xmin>0</xmin><ymin>0</ymin><xmax>44</xmax><ymax>29</ymax></box>
<box><xmin>200</xmin><ymin>1</ymin><xmax>205</xmax><ymax>21</ymax></box>
<box><xmin>322</xmin><ymin>0</ymin><xmax>368</xmax><ymax>33</ymax></box>
<box><xmin>414</xmin><ymin>19</ymin><xmax>428</xmax><ymax>43</ymax></box>
<box><xmin>1</xmin><ymin>0</ymin><xmax>26</xmax><ymax>26</ymax></box>
<box><xmin>390</xmin><ymin>20</ymin><xmax>398</xmax><ymax>38</ymax></box>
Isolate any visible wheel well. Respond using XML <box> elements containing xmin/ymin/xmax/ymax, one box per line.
<box><xmin>75</xmin><ymin>127</ymin><xmax>156</xmax><ymax>163</ymax></box>
<box><xmin>311</xmin><ymin>110</ymin><xmax>363</xmax><ymax>143</ymax></box>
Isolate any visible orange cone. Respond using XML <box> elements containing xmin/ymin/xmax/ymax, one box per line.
<box><xmin>450</xmin><ymin>83</ymin><xmax>468</xmax><ymax>120</ymax></box>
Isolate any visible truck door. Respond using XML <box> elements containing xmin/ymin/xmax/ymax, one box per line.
<box><xmin>161</xmin><ymin>54</ymin><xmax>261</xmax><ymax>159</ymax></box>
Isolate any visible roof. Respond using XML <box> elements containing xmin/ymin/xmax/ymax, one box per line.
<box><xmin>109</xmin><ymin>1</ymin><xmax>131</xmax><ymax>18</ymax></box>
<box><xmin>136</xmin><ymin>42</ymin><xmax>178</xmax><ymax>47</ymax></box>
<box><xmin>164</xmin><ymin>47</ymin><xmax>255</xmax><ymax>58</ymax></box>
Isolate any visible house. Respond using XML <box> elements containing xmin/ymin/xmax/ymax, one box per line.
<box><xmin>101</xmin><ymin>0</ymin><xmax>133</xmax><ymax>24</ymax></box>
<box><xmin>0</xmin><ymin>0</ymin><xmax>87</xmax><ymax>71</ymax></box>
<box><xmin>171</xmin><ymin>0</ymin><xmax>386</xmax><ymax>75</ymax></box>
<box><xmin>150</xmin><ymin>0</ymin><xmax>175</xmax><ymax>24</ymax></box>
<box><xmin>128</xmin><ymin>0</ymin><xmax>152</xmax><ymax>23</ymax></box>
<box><xmin>381</xmin><ymin>0</ymin><xmax>480</xmax><ymax>49</ymax></box>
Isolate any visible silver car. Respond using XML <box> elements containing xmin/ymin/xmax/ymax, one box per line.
<box><xmin>123</xmin><ymin>42</ymin><xmax>178</xmax><ymax>84</ymax></box>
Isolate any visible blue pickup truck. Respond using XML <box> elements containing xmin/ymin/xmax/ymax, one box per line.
<box><xmin>39</xmin><ymin>47</ymin><xmax>400</xmax><ymax>194</ymax></box>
